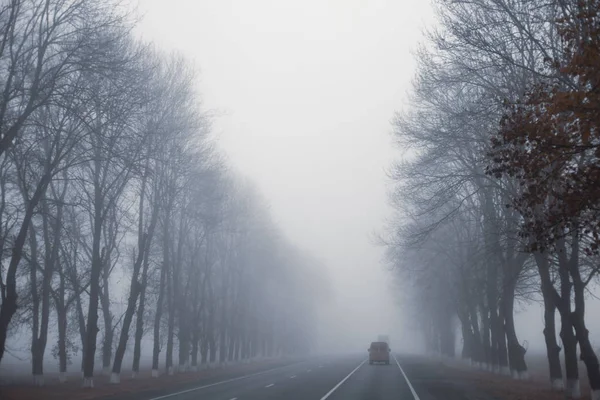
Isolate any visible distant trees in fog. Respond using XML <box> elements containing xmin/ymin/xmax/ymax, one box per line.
<box><xmin>386</xmin><ymin>0</ymin><xmax>600</xmax><ymax>398</ymax></box>
<box><xmin>0</xmin><ymin>0</ymin><xmax>323</xmax><ymax>388</ymax></box>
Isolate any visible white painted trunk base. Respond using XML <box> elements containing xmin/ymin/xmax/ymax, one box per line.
<box><xmin>551</xmin><ymin>378</ymin><xmax>564</xmax><ymax>390</ymax></box>
<box><xmin>151</xmin><ymin>369</ymin><xmax>159</xmax><ymax>378</ymax></box>
<box><xmin>59</xmin><ymin>372</ymin><xmax>67</xmax><ymax>383</ymax></box>
<box><xmin>82</xmin><ymin>378</ymin><xmax>94</xmax><ymax>388</ymax></box>
<box><xmin>32</xmin><ymin>374</ymin><xmax>44</xmax><ymax>386</ymax></box>
<box><xmin>511</xmin><ymin>370</ymin><xmax>518</xmax><ymax>379</ymax></box>
<box><xmin>518</xmin><ymin>371</ymin><xmax>529</xmax><ymax>380</ymax></box>
<box><xmin>500</xmin><ymin>366</ymin><xmax>510</xmax><ymax>376</ymax></box>
<box><xmin>566</xmin><ymin>379</ymin><xmax>581</xmax><ymax>399</ymax></box>
<box><xmin>591</xmin><ymin>389</ymin><xmax>600</xmax><ymax>400</ymax></box>
<box><xmin>131</xmin><ymin>371</ymin><xmax>137</xmax><ymax>379</ymax></box>
<box><xmin>110</xmin><ymin>373</ymin><xmax>120</xmax><ymax>384</ymax></box>
<box><xmin>167</xmin><ymin>366</ymin><xmax>174</xmax><ymax>376</ymax></box>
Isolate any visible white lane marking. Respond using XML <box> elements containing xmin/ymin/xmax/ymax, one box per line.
<box><xmin>147</xmin><ymin>361</ymin><xmax>302</xmax><ymax>400</ymax></box>
<box><xmin>290</xmin><ymin>375</ymin><xmax>297</xmax><ymax>378</ymax></box>
<box><xmin>265</xmin><ymin>383</ymin><xmax>275</xmax><ymax>388</ymax></box>
<box><xmin>393</xmin><ymin>355</ymin><xmax>421</xmax><ymax>400</ymax></box>
<box><xmin>307</xmin><ymin>369</ymin><xmax>312</xmax><ymax>372</ymax></box>
<box><xmin>228</xmin><ymin>398</ymin><xmax>238</xmax><ymax>400</ymax></box>
<box><xmin>320</xmin><ymin>359</ymin><xmax>366</xmax><ymax>400</ymax></box>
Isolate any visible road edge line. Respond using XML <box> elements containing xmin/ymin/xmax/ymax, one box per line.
<box><xmin>319</xmin><ymin>359</ymin><xmax>366</xmax><ymax>400</ymax></box>
<box><xmin>393</xmin><ymin>355</ymin><xmax>421</xmax><ymax>400</ymax></box>
<box><xmin>147</xmin><ymin>360</ymin><xmax>304</xmax><ymax>400</ymax></box>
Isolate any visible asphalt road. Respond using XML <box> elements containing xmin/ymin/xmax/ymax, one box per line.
<box><xmin>106</xmin><ymin>354</ymin><xmax>490</xmax><ymax>400</ymax></box>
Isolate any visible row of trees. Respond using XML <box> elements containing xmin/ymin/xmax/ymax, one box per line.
<box><xmin>385</xmin><ymin>0</ymin><xmax>600</xmax><ymax>399</ymax></box>
<box><xmin>0</xmin><ymin>0</ymin><xmax>325</xmax><ymax>388</ymax></box>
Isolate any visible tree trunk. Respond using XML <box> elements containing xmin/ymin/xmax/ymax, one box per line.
<box><xmin>534</xmin><ymin>251</ymin><xmax>563</xmax><ymax>389</ymax></box>
<box><xmin>165</xmin><ymin>264</ymin><xmax>175</xmax><ymax>375</ymax></box>
<box><xmin>219</xmin><ymin>328</ymin><xmax>227</xmax><ymax>364</ymax></box>
<box><xmin>496</xmin><ymin>297</ymin><xmax>509</xmax><ymax>375</ymax></box>
<box><xmin>543</xmin><ymin>305</ymin><xmax>563</xmax><ymax>390</ymax></box>
<box><xmin>504</xmin><ymin>293</ymin><xmax>528</xmax><ymax>379</ymax></box>
<box><xmin>34</xmin><ymin>249</ymin><xmax>53</xmax><ymax>385</ymax></box>
<box><xmin>486</xmin><ymin>260</ymin><xmax>499</xmax><ymax>372</ymax></box>
<box><xmin>151</xmin><ymin>264</ymin><xmax>166</xmax><ymax>377</ymax></box>
<box><xmin>111</xmin><ymin>235</ymin><xmax>147</xmax><ymax>383</ymax></box>
<box><xmin>82</xmin><ymin>207</ymin><xmax>104</xmax><ymax>387</ymax></box>
<box><xmin>468</xmin><ymin>305</ymin><xmax>483</xmax><ymax>365</ymax></box>
<box><xmin>132</xmin><ymin>254</ymin><xmax>150</xmax><ymax>376</ymax></box>
<box><xmin>191</xmin><ymin>334</ymin><xmax>199</xmax><ymax>370</ymax></box>
<box><xmin>568</xmin><ymin>233</ymin><xmax>600</xmax><ymax>399</ymax></box>
<box><xmin>503</xmin><ymin>279</ymin><xmax>527</xmax><ymax>378</ymax></box>
<box><xmin>556</xmin><ymin>239</ymin><xmax>580</xmax><ymax>398</ymax></box>
<box><xmin>480</xmin><ymin>301</ymin><xmax>491</xmax><ymax>369</ymax></box>
<box><xmin>75</xmin><ymin>287</ymin><xmax>87</xmax><ymax>375</ymax></box>
<box><xmin>29</xmin><ymin>227</ymin><xmax>43</xmax><ymax>385</ymax></box>
<box><xmin>101</xmin><ymin>261</ymin><xmax>113</xmax><ymax>375</ymax></box>
<box><xmin>572</xmin><ymin>311</ymin><xmax>600</xmax><ymax>400</ymax></box>
<box><xmin>0</xmin><ymin>172</ymin><xmax>52</xmax><ymax>365</ymax></box>
<box><xmin>111</xmin><ymin>281</ymin><xmax>140</xmax><ymax>383</ymax></box>
<box><xmin>56</xmin><ymin>265</ymin><xmax>68</xmax><ymax>384</ymax></box>
<box><xmin>234</xmin><ymin>336</ymin><xmax>240</xmax><ymax>361</ymax></box>
<box><xmin>57</xmin><ymin>301</ymin><xmax>68</xmax><ymax>383</ymax></box>
<box><xmin>560</xmin><ymin>309</ymin><xmax>579</xmax><ymax>398</ymax></box>
<box><xmin>228</xmin><ymin>334</ymin><xmax>235</xmax><ymax>362</ymax></box>
<box><xmin>113</xmin><ymin>205</ymin><xmax>158</xmax><ymax>382</ymax></box>
<box><xmin>201</xmin><ymin>337</ymin><xmax>208</xmax><ymax>366</ymax></box>
<box><xmin>209</xmin><ymin>334</ymin><xmax>217</xmax><ymax>364</ymax></box>
<box><xmin>178</xmin><ymin>323</ymin><xmax>190</xmax><ymax>371</ymax></box>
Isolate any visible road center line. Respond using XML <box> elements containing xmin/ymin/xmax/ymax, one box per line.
<box><xmin>290</xmin><ymin>375</ymin><xmax>297</xmax><ymax>378</ymax></box>
<box><xmin>265</xmin><ymin>383</ymin><xmax>275</xmax><ymax>388</ymax></box>
<box><xmin>320</xmin><ymin>359</ymin><xmax>366</xmax><ymax>400</ymax></box>
<box><xmin>393</xmin><ymin>355</ymin><xmax>421</xmax><ymax>400</ymax></box>
<box><xmin>146</xmin><ymin>361</ymin><xmax>302</xmax><ymax>400</ymax></box>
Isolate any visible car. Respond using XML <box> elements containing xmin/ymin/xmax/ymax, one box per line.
<box><xmin>368</xmin><ymin>341</ymin><xmax>390</xmax><ymax>365</ymax></box>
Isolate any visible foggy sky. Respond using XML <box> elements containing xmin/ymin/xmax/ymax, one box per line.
<box><xmin>135</xmin><ymin>0</ymin><xmax>437</xmax><ymax>351</ymax></box>
<box><xmin>135</xmin><ymin>0</ymin><xmax>597</xmax><ymax>354</ymax></box>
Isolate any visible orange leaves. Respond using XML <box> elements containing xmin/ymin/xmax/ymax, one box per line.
<box><xmin>487</xmin><ymin>0</ymin><xmax>600</xmax><ymax>253</ymax></box>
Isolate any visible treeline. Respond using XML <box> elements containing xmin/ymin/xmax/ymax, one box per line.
<box><xmin>0</xmin><ymin>0</ymin><xmax>324</xmax><ymax>388</ymax></box>
<box><xmin>386</xmin><ymin>0</ymin><xmax>600</xmax><ymax>399</ymax></box>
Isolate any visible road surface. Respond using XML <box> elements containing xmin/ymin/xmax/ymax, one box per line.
<box><xmin>103</xmin><ymin>354</ymin><xmax>494</xmax><ymax>400</ymax></box>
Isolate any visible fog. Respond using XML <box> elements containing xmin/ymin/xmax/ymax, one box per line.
<box><xmin>2</xmin><ymin>2</ymin><xmax>600</xmax><ymax>398</ymax></box>
<box><xmin>135</xmin><ymin>0</ymin><xmax>435</xmax><ymax>354</ymax></box>
<box><xmin>132</xmin><ymin>0</ymin><xmax>600</xmax><ymax>361</ymax></box>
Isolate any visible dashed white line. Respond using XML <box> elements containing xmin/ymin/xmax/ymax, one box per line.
<box><xmin>265</xmin><ymin>383</ymin><xmax>275</xmax><ymax>388</ymax></box>
<box><xmin>320</xmin><ymin>359</ymin><xmax>366</xmax><ymax>400</ymax></box>
<box><xmin>393</xmin><ymin>355</ymin><xmax>421</xmax><ymax>400</ymax></box>
<box><xmin>290</xmin><ymin>375</ymin><xmax>297</xmax><ymax>378</ymax></box>
<box><xmin>146</xmin><ymin>361</ymin><xmax>302</xmax><ymax>400</ymax></box>
<box><xmin>307</xmin><ymin>369</ymin><xmax>312</xmax><ymax>372</ymax></box>
<box><xmin>228</xmin><ymin>398</ymin><xmax>238</xmax><ymax>400</ymax></box>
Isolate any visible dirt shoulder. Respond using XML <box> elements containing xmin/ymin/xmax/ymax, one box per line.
<box><xmin>0</xmin><ymin>358</ymin><xmax>299</xmax><ymax>400</ymax></box>
<box><xmin>432</xmin><ymin>357</ymin><xmax>590</xmax><ymax>400</ymax></box>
